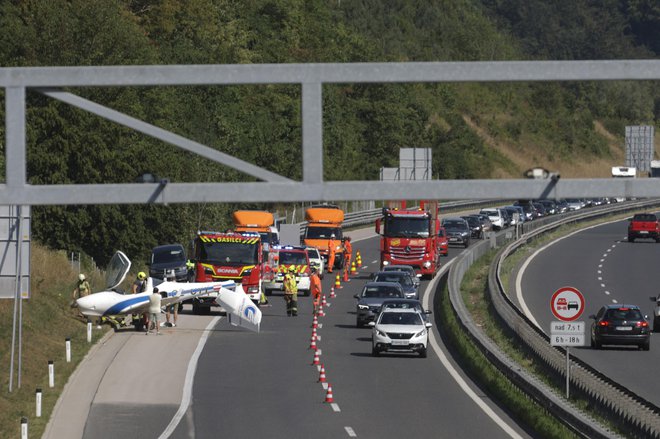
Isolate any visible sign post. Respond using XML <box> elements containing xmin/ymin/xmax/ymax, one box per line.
<box><xmin>549</xmin><ymin>286</ymin><xmax>586</xmax><ymax>399</ymax></box>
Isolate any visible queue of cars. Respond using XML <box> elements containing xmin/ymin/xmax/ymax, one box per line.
<box><xmin>352</xmin><ymin>264</ymin><xmax>433</xmax><ymax>358</ymax></box>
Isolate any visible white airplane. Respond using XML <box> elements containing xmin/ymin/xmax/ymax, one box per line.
<box><xmin>76</xmin><ymin>251</ymin><xmax>261</xmax><ymax>332</ymax></box>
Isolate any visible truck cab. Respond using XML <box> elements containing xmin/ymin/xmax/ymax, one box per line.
<box><xmin>303</xmin><ymin>205</ymin><xmax>345</xmax><ymax>270</ymax></box>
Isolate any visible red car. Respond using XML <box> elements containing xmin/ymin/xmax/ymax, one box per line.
<box><xmin>437</xmin><ymin>226</ymin><xmax>449</xmax><ymax>257</ymax></box>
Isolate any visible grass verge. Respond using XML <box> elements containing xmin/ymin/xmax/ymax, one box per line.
<box><xmin>0</xmin><ymin>244</ymin><xmax>110</xmax><ymax>439</ymax></box>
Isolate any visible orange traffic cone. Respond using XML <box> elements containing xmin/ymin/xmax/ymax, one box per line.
<box><xmin>318</xmin><ymin>364</ymin><xmax>327</xmax><ymax>383</ymax></box>
<box><xmin>335</xmin><ymin>274</ymin><xmax>342</xmax><ymax>289</ymax></box>
<box><xmin>343</xmin><ymin>265</ymin><xmax>350</xmax><ymax>282</ymax></box>
<box><xmin>356</xmin><ymin>250</ymin><xmax>361</xmax><ymax>261</ymax></box>
<box><xmin>350</xmin><ymin>261</ymin><xmax>357</xmax><ymax>275</ymax></box>
<box><xmin>312</xmin><ymin>350</ymin><xmax>320</xmax><ymax>365</ymax></box>
<box><xmin>324</xmin><ymin>384</ymin><xmax>334</xmax><ymax>403</ymax></box>
<box><xmin>330</xmin><ymin>287</ymin><xmax>336</xmax><ymax>298</ymax></box>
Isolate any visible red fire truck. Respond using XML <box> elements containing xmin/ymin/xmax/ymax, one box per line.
<box><xmin>375</xmin><ymin>203</ymin><xmax>441</xmax><ymax>278</ymax></box>
<box><xmin>190</xmin><ymin>231</ymin><xmax>263</xmax><ymax>313</ymax></box>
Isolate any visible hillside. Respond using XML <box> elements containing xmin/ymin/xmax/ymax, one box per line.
<box><xmin>0</xmin><ymin>0</ymin><xmax>656</xmax><ymax>264</ymax></box>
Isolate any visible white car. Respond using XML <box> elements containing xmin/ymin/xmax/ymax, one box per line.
<box><xmin>479</xmin><ymin>208</ymin><xmax>504</xmax><ymax>230</ymax></box>
<box><xmin>305</xmin><ymin>246</ymin><xmax>325</xmax><ymax>279</ymax></box>
<box><xmin>369</xmin><ymin>308</ymin><xmax>431</xmax><ymax>357</ymax></box>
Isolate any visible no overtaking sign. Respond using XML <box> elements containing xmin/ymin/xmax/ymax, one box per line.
<box><xmin>550</xmin><ymin>286</ymin><xmax>585</xmax><ymax>321</ymax></box>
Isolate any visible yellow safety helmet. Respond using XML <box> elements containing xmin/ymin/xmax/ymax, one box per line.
<box><xmin>137</xmin><ymin>272</ymin><xmax>146</xmax><ymax>280</ymax></box>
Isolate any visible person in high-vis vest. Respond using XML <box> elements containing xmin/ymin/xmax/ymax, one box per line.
<box><xmin>283</xmin><ymin>267</ymin><xmax>298</xmax><ymax>316</ymax></box>
<box><xmin>327</xmin><ymin>234</ymin><xmax>337</xmax><ymax>273</ymax></box>
<box><xmin>343</xmin><ymin>236</ymin><xmax>353</xmax><ymax>271</ymax></box>
<box><xmin>310</xmin><ymin>266</ymin><xmax>322</xmax><ymax>315</ymax></box>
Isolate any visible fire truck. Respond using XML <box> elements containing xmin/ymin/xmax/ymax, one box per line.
<box><xmin>375</xmin><ymin>203</ymin><xmax>441</xmax><ymax>278</ymax></box>
<box><xmin>190</xmin><ymin>231</ymin><xmax>263</xmax><ymax>314</ymax></box>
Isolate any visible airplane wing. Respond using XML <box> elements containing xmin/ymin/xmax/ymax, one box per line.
<box><xmin>215</xmin><ymin>288</ymin><xmax>262</xmax><ymax>333</ymax></box>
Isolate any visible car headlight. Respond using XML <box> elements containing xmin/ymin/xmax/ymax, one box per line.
<box><xmin>414</xmin><ymin>329</ymin><xmax>427</xmax><ymax>338</ymax></box>
<box><xmin>382</xmin><ymin>260</ymin><xmax>389</xmax><ymax>266</ymax></box>
<box><xmin>376</xmin><ymin>330</ymin><xmax>387</xmax><ymax>337</ymax></box>
<box><xmin>405</xmin><ymin>292</ymin><xmax>415</xmax><ymax>298</ymax></box>
<box><xmin>358</xmin><ymin>304</ymin><xmax>369</xmax><ymax>310</ymax></box>
<box><xmin>423</xmin><ymin>261</ymin><xmax>431</xmax><ymax>268</ymax></box>
<box><xmin>204</xmin><ymin>267</ymin><xmax>214</xmax><ymax>275</ymax></box>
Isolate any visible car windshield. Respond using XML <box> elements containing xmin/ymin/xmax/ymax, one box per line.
<box><xmin>382</xmin><ymin>302</ymin><xmax>420</xmax><ymax>311</ymax></box>
<box><xmin>380</xmin><ymin>312</ymin><xmax>423</xmax><ymax>325</ymax></box>
<box><xmin>374</xmin><ymin>273</ymin><xmax>412</xmax><ymax>286</ymax></box>
<box><xmin>383</xmin><ymin>216</ymin><xmax>430</xmax><ymax>238</ymax></box>
<box><xmin>443</xmin><ymin>220</ymin><xmax>467</xmax><ymax>229</ymax></box>
<box><xmin>605</xmin><ymin>308</ymin><xmax>643</xmax><ymax>321</ymax></box>
<box><xmin>362</xmin><ymin>287</ymin><xmax>402</xmax><ymax>298</ymax></box>
<box><xmin>278</xmin><ymin>251</ymin><xmax>308</xmax><ymax>266</ymax></box>
<box><xmin>305</xmin><ymin>226</ymin><xmax>341</xmax><ymax>239</ymax></box>
<box><xmin>152</xmin><ymin>247</ymin><xmax>185</xmax><ymax>264</ymax></box>
<box><xmin>463</xmin><ymin>217</ymin><xmax>479</xmax><ymax>226</ymax></box>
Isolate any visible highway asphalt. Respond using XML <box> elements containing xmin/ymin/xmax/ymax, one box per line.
<box><xmin>44</xmin><ymin>227</ymin><xmax>531</xmax><ymax>439</ymax></box>
<box><xmin>517</xmin><ymin>217</ymin><xmax>660</xmax><ymax>406</ymax></box>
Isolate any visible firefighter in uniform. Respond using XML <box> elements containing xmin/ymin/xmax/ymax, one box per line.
<box><xmin>327</xmin><ymin>234</ymin><xmax>337</xmax><ymax>273</ymax></box>
<box><xmin>310</xmin><ymin>266</ymin><xmax>322</xmax><ymax>315</ymax></box>
<box><xmin>283</xmin><ymin>266</ymin><xmax>298</xmax><ymax>316</ymax></box>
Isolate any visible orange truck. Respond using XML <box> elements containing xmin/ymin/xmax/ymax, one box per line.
<box><xmin>232</xmin><ymin>210</ymin><xmax>280</xmax><ymax>248</ymax></box>
<box><xmin>303</xmin><ymin>205</ymin><xmax>345</xmax><ymax>271</ymax></box>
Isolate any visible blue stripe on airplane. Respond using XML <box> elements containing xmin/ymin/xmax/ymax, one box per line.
<box><xmin>105</xmin><ymin>296</ymin><xmax>149</xmax><ymax>315</ymax></box>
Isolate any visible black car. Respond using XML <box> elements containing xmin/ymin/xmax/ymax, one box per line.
<box><xmin>148</xmin><ymin>243</ymin><xmax>189</xmax><ymax>282</ymax></box>
<box><xmin>590</xmin><ymin>304</ymin><xmax>651</xmax><ymax>350</ymax></box>
<box><xmin>442</xmin><ymin>217</ymin><xmax>471</xmax><ymax>248</ymax></box>
<box><xmin>461</xmin><ymin>215</ymin><xmax>484</xmax><ymax>239</ymax></box>
<box><xmin>354</xmin><ymin>282</ymin><xmax>405</xmax><ymax>327</ymax></box>
<box><xmin>371</xmin><ymin>270</ymin><xmax>419</xmax><ymax>300</ymax></box>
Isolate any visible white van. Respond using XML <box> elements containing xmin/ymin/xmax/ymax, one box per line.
<box><xmin>479</xmin><ymin>208</ymin><xmax>504</xmax><ymax>231</ymax></box>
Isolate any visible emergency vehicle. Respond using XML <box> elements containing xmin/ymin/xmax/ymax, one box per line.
<box><xmin>190</xmin><ymin>231</ymin><xmax>263</xmax><ymax>313</ymax></box>
<box><xmin>263</xmin><ymin>245</ymin><xmax>311</xmax><ymax>296</ymax></box>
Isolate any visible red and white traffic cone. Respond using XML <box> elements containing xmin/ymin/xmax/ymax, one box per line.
<box><xmin>309</xmin><ymin>336</ymin><xmax>317</xmax><ymax>350</ymax></box>
<box><xmin>318</xmin><ymin>364</ymin><xmax>327</xmax><ymax>383</ymax></box>
<box><xmin>322</xmin><ymin>295</ymin><xmax>327</xmax><ymax>307</ymax></box>
<box><xmin>312</xmin><ymin>316</ymin><xmax>318</xmax><ymax>329</ymax></box>
<box><xmin>324</xmin><ymin>384</ymin><xmax>334</xmax><ymax>403</ymax></box>
<box><xmin>312</xmin><ymin>350</ymin><xmax>320</xmax><ymax>365</ymax></box>
<box><xmin>318</xmin><ymin>305</ymin><xmax>325</xmax><ymax>317</ymax></box>
<box><xmin>330</xmin><ymin>286</ymin><xmax>336</xmax><ymax>298</ymax></box>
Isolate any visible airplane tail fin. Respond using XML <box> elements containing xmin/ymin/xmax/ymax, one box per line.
<box><xmin>216</xmin><ymin>289</ymin><xmax>261</xmax><ymax>333</ymax></box>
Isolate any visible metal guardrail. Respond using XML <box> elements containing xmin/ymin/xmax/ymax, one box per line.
<box><xmin>295</xmin><ymin>199</ymin><xmax>507</xmax><ymax>236</ymax></box>
<box><xmin>446</xmin><ymin>199</ymin><xmax>660</xmax><ymax>438</ymax></box>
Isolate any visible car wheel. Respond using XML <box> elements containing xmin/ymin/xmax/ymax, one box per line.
<box><xmin>464</xmin><ymin>239</ymin><xmax>470</xmax><ymax>248</ymax></box>
<box><xmin>192</xmin><ymin>301</ymin><xmax>201</xmax><ymax>315</ymax></box>
<box><xmin>372</xmin><ymin>345</ymin><xmax>380</xmax><ymax>357</ymax></box>
<box><xmin>591</xmin><ymin>337</ymin><xmax>601</xmax><ymax>349</ymax></box>
<box><xmin>641</xmin><ymin>340</ymin><xmax>651</xmax><ymax>351</ymax></box>
<box><xmin>419</xmin><ymin>347</ymin><xmax>427</xmax><ymax>358</ymax></box>
<box><xmin>628</xmin><ymin>235</ymin><xmax>635</xmax><ymax>242</ymax></box>
<box><xmin>654</xmin><ymin>316</ymin><xmax>660</xmax><ymax>332</ymax></box>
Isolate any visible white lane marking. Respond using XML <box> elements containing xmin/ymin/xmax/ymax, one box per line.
<box><xmin>331</xmin><ymin>403</ymin><xmax>341</xmax><ymax>412</ymax></box>
<box><xmin>612</xmin><ymin>299</ymin><xmax>618</xmax><ymax>304</ymax></box>
<box><xmin>318</xmin><ymin>323</ymin><xmax>323</xmax><ymax>329</ymax></box>
<box><xmin>598</xmin><ymin>264</ymin><xmax>602</xmax><ymax>268</ymax></box>
<box><xmin>607</xmin><ymin>248</ymin><xmax>612</xmax><ymax>252</ymax></box>
<box><xmin>345</xmin><ymin>426</ymin><xmax>356</xmax><ymax>436</ymax></box>
<box><xmin>602</xmin><ymin>254</ymin><xmax>608</xmax><ymax>258</ymax></box>
<box><xmin>371</xmin><ymin>260</ymin><xmax>378</xmax><ymax>264</ymax></box>
<box><xmin>322</xmin><ymin>382</ymin><xmax>328</xmax><ymax>390</ymax></box>
<box><xmin>605</xmin><ymin>291</ymin><xmax>610</xmax><ymax>295</ymax></box>
<box><xmin>600</xmin><ymin>284</ymin><xmax>605</xmax><ymax>288</ymax></box>
<box><xmin>516</xmin><ymin>218</ymin><xmax>625</xmax><ymax>330</ymax></box>
<box><xmin>317</xmin><ymin>335</ymin><xmax>322</xmax><ymax>341</ymax></box>
<box><xmin>424</xmin><ymin>261</ymin><xmax>523</xmax><ymax>439</ymax></box>
<box><xmin>159</xmin><ymin>316</ymin><xmax>222</xmax><ymax>439</ymax></box>
<box><xmin>598</xmin><ymin>277</ymin><xmax>602</xmax><ymax>281</ymax></box>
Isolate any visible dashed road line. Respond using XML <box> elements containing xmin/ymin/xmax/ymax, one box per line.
<box><xmin>331</xmin><ymin>403</ymin><xmax>341</xmax><ymax>412</ymax></box>
<box><xmin>344</xmin><ymin>426</ymin><xmax>356</xmax><ymax>436</ymax></box>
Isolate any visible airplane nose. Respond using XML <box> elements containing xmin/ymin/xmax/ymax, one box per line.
<box><xmin>76</xmin><ymin>295</ymin><xmax>98</xmax><ymax>315</ymax></box>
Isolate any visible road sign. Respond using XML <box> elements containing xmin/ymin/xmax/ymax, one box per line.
<box><xmin>550</xmin><ymin>287</ymin><xmax>585</xmax><ymax>321</ymax></box>
<box><xmin>550</xmin><ymin>321</ymin><xmax>586</xmax><ymax>346</ymax></box>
